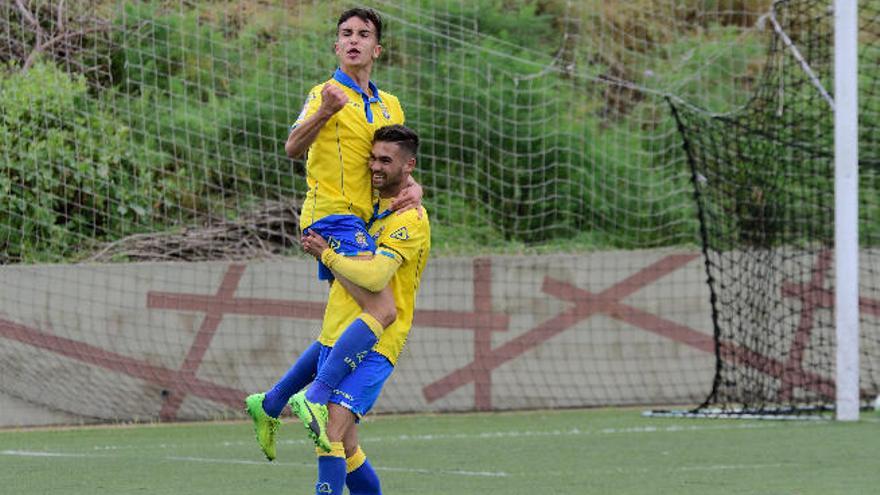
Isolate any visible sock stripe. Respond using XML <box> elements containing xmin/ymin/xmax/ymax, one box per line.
<box><xmin>317</xmin><ymin>441</ymin><xmax>346</xmax><ymax>458</ymax></box>
<box><xmin>359</xmin><ymin>313</ymin><xmax>384</xmax><ymax>338</ymax></box>
<box><xmin>346</xmin><ymin>446</ymin><xmax>367</xmax><ymax>473</ymax></box>
<box><xmin>316</xmin><ymin>444</ymin><xmax>347</xmax><ymax>495</ymax></box>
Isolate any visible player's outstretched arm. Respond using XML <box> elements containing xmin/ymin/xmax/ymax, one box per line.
<box><xmin>301</xmin><ymin>231</ymin><xmax>400</xmax><ymax>292</ymax></box>
<box><xmin>322</xmin><ymin>249</ymin><xmax>398</xmax><ymax>292</ymax></box>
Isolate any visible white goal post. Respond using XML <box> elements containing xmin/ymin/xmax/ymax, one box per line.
<box><xmin>834</xmin><ymin>0</ymin><xmax>860</xmax><ymax>421</ymax></box>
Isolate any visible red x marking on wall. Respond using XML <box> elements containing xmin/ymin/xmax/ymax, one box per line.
<box><xmin>2</xmin><ymin>252</ymin><xmax>877</xmax><ymax>420</ymax></box>
<box><xmin>422</xmin><ymin>254</ymin><xmax>707</xmax><ymax>408</ymax></box>
<box><xmin>773</xmin><ymin>249</ymin><xmax>880</xmax><ymax>400</ymax></box>
<box><xmin>146</xmin><ymin>259</ymin><xmax>509</xmax><ymax>419</ymax></box>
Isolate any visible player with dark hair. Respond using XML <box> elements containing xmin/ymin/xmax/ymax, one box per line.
<box><xmin>298</xmin><ymin>124</ymin><xmax>430</xmax><ymax>495</ymax></box>
<box><xmin>245</xmin><ymin>8</ymin><xmax>421</xmax><ymax>462</ymax></box>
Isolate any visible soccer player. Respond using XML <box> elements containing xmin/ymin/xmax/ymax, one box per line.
<box><xmin>297</xmin><ymin>124</ymin><xmax>430</xmax><ymax>495</ymax></box>
<box><xmin>245</xmin><ymin>8</ymin><xmax>420</xmax><ymax>461</ymax></box>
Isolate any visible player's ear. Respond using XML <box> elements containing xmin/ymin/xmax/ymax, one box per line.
<box><xmin>405</xmin><ymin>156</ymin><xmax>416</xmax><ymax>173</ymax></box>
<box><xmin>373</xmin><ymin>44</ymin><xmax>382</xmax><ymax>60</ymax></box>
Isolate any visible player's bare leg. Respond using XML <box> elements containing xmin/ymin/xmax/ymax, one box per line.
<box><xmin>338</xmin><ymin>409</ymin><xmax>382</xmax><ymax>495</ymax></box>
<box><xmin>336</xmin><ymin>278</ymin><xmax>396</xmax><ymax>328</ymax></box>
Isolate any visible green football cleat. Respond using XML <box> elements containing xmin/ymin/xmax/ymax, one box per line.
<box><xmin>289</xmin><ymin>391</ymin><xmax>331</xmax><ymax>452</ymax></box>
<box><xmin>245</xmin><ymin>393</ymin><xmax>281</xmax><ymax>461</ymax></box>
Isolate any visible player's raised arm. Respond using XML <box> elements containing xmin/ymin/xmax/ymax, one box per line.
<box><xmin>285</xmin><ymin>84</ymin><xmax>349</xmax><ymax>158</ymax></box>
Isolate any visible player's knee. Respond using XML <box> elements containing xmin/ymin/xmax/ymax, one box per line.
<box><xmin>342</xmin><ymin>441</ymin><xmax>358</xmax><ymax>459</ymax></box>
<box><xmin>371</xmin><ymin>290</ymin><xmax>396</xmax><ymax>327</ymax></box>
<box><xmin>327</xmin><ymin>404</ymin><xmax>356</xmax><ymax>443</ymax></box>
<box><xmin>362</xmin><ymin>298</ymin><xmax>396</xmax><ymax>329</ymax></box>
<box><xmin>366</xmin><ymin>302</ymin><xmax>395</xmax><ymax>328</ymax></box>
<box><xmin>327</xmin><ymin>418</ymin><xmax>349</xmax><ymax>443</ymax></box>
<box><xmin>372</xmin><ymin>303</ymin><xmax>396</xmax><ymax>328</ymax></box>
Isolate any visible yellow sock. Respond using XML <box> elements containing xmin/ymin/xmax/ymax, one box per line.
<box><xmin>360</xmin><ymin>313</ymin><xmax>384</xmax><ymax>338</ymax></box>
<box><xmin>316</xmin><ymin>441</ymin><xmax>346</xmax><ymax>494</ymax></box>
<box><xmin>346</xmin><ymin>445</ymin><xmax>367</xmax><ymax>473</ymax></box>
<box><xmin>317</xmin><ymin>441</ymin><xmax>345</xmax><ymax>459</ymax></box>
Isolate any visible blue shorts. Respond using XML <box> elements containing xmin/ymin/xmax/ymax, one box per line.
<box><xmin>317</xmin><ymin>344</ymin><xmax>393</xmax><ymax>418</ymax></box>
<box><xmin>304</xmin><ymin>215</ymin><xmax>376</xmax><ymax>281</ymax></box>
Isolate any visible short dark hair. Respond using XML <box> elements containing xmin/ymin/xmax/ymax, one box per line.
<box><xmin>337</xmin><ymin>8</ymin><xmax>383</xmax><ymax>43</ymax></box>
<box><xmin>374</xmin><ymin>124</ymin><xmax>419</xmax><ymax>157</ymax></box>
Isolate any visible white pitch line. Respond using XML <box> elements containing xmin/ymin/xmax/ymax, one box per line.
<box><xmin>10</xmin><ymin>450</ymin><xmax>776</xmax><ymax>478</ymax></box>
<box><xmin>1</xmin><ymin>449</ymin><xmax>110</xmax><ymax>458</ymax></box>
<box><xmin>23</xmin><ymin>420</ymin><xmax>808</xmax><ymax>454</ymax></box>
<box><xmin>374</xmin><ymin>465</ymin><xmax>508</xmax><ymax>478</ymax></box>
<box><xmin>169</xmin><ymin>455</ymin><xmax>508</xmax><ymax>477</ymax></box>
<box><xmin>10</xmin><ymin>448</ymin><xmax>774</xmax><ymax>478</ymax></box>
<box><xmin>360</xmin><ymin>421</ymin><xmax>795</xmax><ymax>444</ymax></box>
<box><xmin>167</xmin><ymin>455</ymin><xmax>313</xmax><ymax>468</ymax></box>
<box><xmin>2</xmin><ymin>450</ymin><xmax>508</xmax><ymax>478</ymax></box>
<box><xmin>678</xmin><ymin>463</ymin><xmax>791</xmax><ymax>472</ymax></box>
<box><xmin>0</xmin><ymin>449</ymin><xmax>793</xmax><ymax>480</ymax></box>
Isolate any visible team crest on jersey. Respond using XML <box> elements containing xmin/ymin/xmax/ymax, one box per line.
<box><xmin>389</xmin><ymin>226</ymin><xmax>409</xmax><ymax>241</ymax></box>
<box><xmin>378</xmin><ymin>101</ymin><xmax>391</xmax><ymax>119</ymax></box>
<box><xmin>316</xmin><ymin>482</ymin><xmax>333</xmax><ymax>493</ymax></box>
<box><xmin>328</xmin><ymin>236</ymin><xmax>340</xmax><ymax>250</ymax></box>
<box><xmin>355</xmin><ymin>230</ymin><xmax>369</xmax><ymax>249</ymax></box>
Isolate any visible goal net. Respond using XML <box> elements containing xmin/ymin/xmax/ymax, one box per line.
<box><xmin>668</xmin><ymin>0</ymin><xmax>880</xmax><ymax>416</ymax></box>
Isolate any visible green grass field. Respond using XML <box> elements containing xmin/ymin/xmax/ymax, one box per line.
<box><xmin>2</xmin><ymin>407</ymin><xmax>878</xmax><ymax>494</ymax></box>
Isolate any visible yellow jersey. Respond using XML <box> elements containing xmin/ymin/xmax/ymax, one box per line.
<box><xmin>318</xmin><ymin>198</ymin><xmax>431</xmax><ymax>365</ymax></box>
<box><xmin>293</xmin><ymin>69</ymin><xmax>405</xmax><ymax>229</ymax></box>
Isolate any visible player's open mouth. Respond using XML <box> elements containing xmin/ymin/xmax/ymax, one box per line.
<box><xmin>347</xmin><ymin>48</ymin><xmax>361</xmax><ymax>56</ymax></box>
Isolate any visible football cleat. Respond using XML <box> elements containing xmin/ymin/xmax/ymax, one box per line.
<box><xmin>289</xmin><ymin>390</ymin><xmax>331</xmax><ymax>452</ymax></box>
<box><xmin>245</xmin><ymin>393</ymin><xmax>281</xmax><ymax>461</ymax></box>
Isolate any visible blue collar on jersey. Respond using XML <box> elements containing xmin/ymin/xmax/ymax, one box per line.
<box><xmin>333</xmin><ymin>68</ymin><xmax>385</xmax><ymax>124</ymax></box>
<box><xmin>367</xmin><ymin>200</ymin><xmax>393</xmax><ymax>230</ymax></box>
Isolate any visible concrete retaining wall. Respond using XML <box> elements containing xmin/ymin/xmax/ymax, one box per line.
<box><xmin>0</xmin><ymin>250</ymin><xmax>726</xmax><ymax>426</ymax></box>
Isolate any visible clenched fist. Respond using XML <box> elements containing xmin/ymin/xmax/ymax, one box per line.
<box><xmin>319</xmin><ymin>84</ymin><xmax>349</xmax><ymax>116</ymax></box>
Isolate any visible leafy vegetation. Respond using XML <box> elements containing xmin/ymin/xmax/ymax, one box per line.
<box><xmin>0</xmin><ymin>62</ymin><xmax>168</xmax><ymax>262</ymax></box>
<box><xmin>2</xmin><ymin>0</ymin><xmax>873</xmax><ymax>260</ymax></box>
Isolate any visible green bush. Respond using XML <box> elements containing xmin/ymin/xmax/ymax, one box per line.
<box><xmin>110</xmin><ymin>3</ymin><xmax>331</xmax><ymax>202</ymax></box>
<box><xmin>11</xmin><ymin>0</ymin><xmax>866</xmax><ymax>261</ymax></box>
<box><xmin>0</xmin><ymin>62</ymin><xmax>169</xmax><ymax>262</ymax></box>
<box><xmin>99</xmin><ymin>0</ymin><xmax>703</xmax><ymax>249</ymax></box>
<box><xmin>370</xmin><ymin>0</ymin><xmax>702</xmax><ymax>246</ymax></box>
